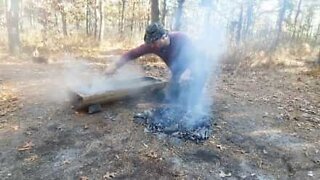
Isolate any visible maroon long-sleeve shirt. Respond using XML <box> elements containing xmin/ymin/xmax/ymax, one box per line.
<box><xmin>118</xmin><ymin>32</ymin><xmax>197</xmax><ymax>75</ymax></box>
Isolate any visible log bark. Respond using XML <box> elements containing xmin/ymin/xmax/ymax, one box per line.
<box><xmin>70</xmin><ymin>77</ymin><xmax>167</xmax><ymax>110</ymax></box>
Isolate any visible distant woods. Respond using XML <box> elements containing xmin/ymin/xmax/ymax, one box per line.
<box><xmin>0</xmin><ymin>0</ymin><xmax>319</xmax><ymax>55</ymax></box>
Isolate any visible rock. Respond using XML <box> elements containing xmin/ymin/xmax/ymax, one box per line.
<box><xmin>169</xmin><ymin>137</ymin><xmax>183</xmax><ymax>146</ymax></box>
<box><xmin>88</xmin><ymin>104</ymin><xmax>102</xmax><ymax>114</ymax></box>
<box><xmin>307</xmin><ymin>171</ymin><xmax>313</xmax><ymax>177</ymax></box>
<box><xmin>104</xmin><ymin>112</ymin><xmax>116</xmax><ymax>121</ymax></box>
<box><xmin>156</xmin><ymin>133</ymin><xmax>167</xmax><ymax>140</ymax></box>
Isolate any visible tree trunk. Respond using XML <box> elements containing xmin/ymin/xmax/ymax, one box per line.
<box><xmin>174</xmin><ymin>0</ymin><xmax>185</xmax><ymax>30</ymax></box>
<box><xmin>86</xmin><ymin>0</ymin><xmax>90</xmax><ymax>36</ymax></box>
<box><xmin>118</xmin><ymin>1</ymin><xmax>121</xmax><ymax>33</ymax></box>
<box><xmin>6</xmin><ymin>0</ymin><xmax>21</xmax><ymax>55</ymax></box>
<box><xmin>236</xmin><ymin>4</ymin><xmax>243</xmax><ymax>45</ymax></box>
<box><xmin>314</xmin><ymin>24</ymin><xmax>320</xmax><ymax>43</ymax></box>
<box><xmin>54</xmin><ymin>12</ymin><xmax>58</xmax><ymax>27</ymax></box>
<box><xmin>61</xmin><ymin>11</ymin><xmax>68</xmax><ymax>36</ymax></box>
<box><xmin>130</xmin><ymin>2</ymin><xmax>136</xmax><ymax>38</ymax></box>
<box><xmin>292</xmin><ymin>0</ymin><xmax>302</xmax><ymax>40</ymax></box>
<box><xmin>18</xmin><ymin>0</ymin><xmax>23</xmax><ymax>32</ymax></box>
<box><xmin>120</xmin><ymin>0</ymin><xmax>126</xmax><ymax>35</ymax></box>
<box><xmin>161</xmin><ymin>0</ymin><xmax>167</xmax><ymax>25</ymax></box>
<box><xmin>28</xmin><ymin>5</ymin><xmax>33</xmax><ymax>28</ymax></box>
<box><xmin>244</xmin><ymin>0</ymin><xmax>254</xmax><ymax>39</ymax></box>
<box><xmin>94</xmin><ymin>1</ymin><xmax>98</xmax><ymax>38</ymax></box>
<box><xmin>317</xmin><ymin>50</ymin><xmax>320</xmax><ymax>65</ymax></box>
<box><xmin>151</xmin><ymin>0</ymin><xmax>160</xmax><ymax>23</ymax></box>
<box><xmin>296</xmin><ymin>14</ymin><xmax>304</xmax><ymax>40</ymax></box>
<box><xmin>98</xmin><ymin>0</ymin><xmax>104</xmax><ymax>42</ymax></box>
<box><xmin>29</xmin><ymin>12</ymin><xmax>33</xmax><ymax>27</ymax></box>
<box><xmin>57</xmin><ymin>0</ymin><xmax>68</xmax><ymax>36</ymax></box>
<box><xmin>274</xmin><ymin>0</ymin><xmax>287</xmax><ymax>48</ymax></box>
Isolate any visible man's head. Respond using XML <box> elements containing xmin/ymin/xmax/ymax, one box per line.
<box><xmin>144</xmin><ymin>23</ymin><xmax>170</xmax><ymax>48</ymax></box>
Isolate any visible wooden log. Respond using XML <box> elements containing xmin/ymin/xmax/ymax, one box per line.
<box><xmin>69</xmin><ymin>77</ymin><xmax>167</xmax><ymax>110</ymax></box>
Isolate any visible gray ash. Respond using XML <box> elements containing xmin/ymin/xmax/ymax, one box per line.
<box><xmin>134</xmin><ymin>107</ymin><xmax>213</xmax><ymax>143</ymax></box>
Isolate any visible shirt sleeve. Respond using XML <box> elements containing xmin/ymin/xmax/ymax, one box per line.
<box><xmin>116</xmin><ymin>44</ymin><xmax>153</xmax><ymax>67</ymax></box>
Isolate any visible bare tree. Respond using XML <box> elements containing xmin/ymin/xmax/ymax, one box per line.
<box><xmin>303</xmin><ymin>7</ymin><xmax>314</xmax><ymax>41</ymax></box>
<box><xmin>161</xmin><ymin>0</ymin><xmax>167</xmax><ymax>25</ymax></box>
<box><xmin>151</xmin><ymin>0</ymin><xmax>160</xmax><ymax>23</ymax></box>
<box><xmin>292</xmin><ymin>0</ymin><xmax>302</xmax><ymax>40</ymax></box>
<box><xmin>94</xmin><ymin>0</ymin><xmax>98</xmax><ymax>38</ymax></box>
<box><xmin>236</xmin><ymin>3</ymin><xmax>244</xmax><ymax>44</ymax></box>
<box><xmin>243</xmin><ymin>0</ymin><xmax>254</xmax><ymax>39</ymax></box>
<box><xmin>57</xmin><ymin>0</ymin><xmax>68</xmax><ymax>36</ymax></box>
<box><xmin>98</xmin><ymin>0</ymin><xmax>105</xmax><ymax>42</ymax></box>
<box><xmin>86</xmin><ymin>0</ymin><xmax>90</xmax><ymax>36</ymax></box>
<box><xmin>315</xmin><ymin>23</ymin><xmax>320</xmax><ymax>43</ymax></box>
<box><xmin>174</xmin><ymin>0</ymin><xmax>185</xmax><ymax>30</ymax></box>
<box><xmin>274</xmin><ymin>0</ymin><xmax>289</xmax><ymax>49</ymax></box>
<box><xmin>130</xmin><ymin>1</ymin><xmax>136</xmax><ymax>38</ymax></box>
<box><xmin>6</xmin><ymin>0</ymin><xmax>21</xmax><ymax>55</ymax></box>
<box><xmin>317</xmin><ymin>49</ymin><xmax>320</xmax><ymax>65</ymax></box>
<box><xmin>120</xmin><ymin>0</ymin><xmax>126</xmax><ymax>35</ymax></box>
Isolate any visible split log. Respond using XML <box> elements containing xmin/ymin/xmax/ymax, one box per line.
<box><xmin>69</xmin><ymin>77</ymin><xmax>167</xmax><ymax>110</ymax></box>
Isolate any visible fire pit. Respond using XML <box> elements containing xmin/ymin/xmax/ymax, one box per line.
<box><xmin>134</xmin><ymin>106</ymin><xmax>213</xmax><ymax>143</ymax></box>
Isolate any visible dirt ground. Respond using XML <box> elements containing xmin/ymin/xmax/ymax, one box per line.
<box><xmin>0</xmin><ymin>51</ymin><xmax>319</xmax><ymax>180</ymax></box>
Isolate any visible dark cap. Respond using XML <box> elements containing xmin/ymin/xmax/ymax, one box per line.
<box><xmin>144</xmin><ymin>23</ymin><xmax>168</xmax><ymax>44</ymax></box>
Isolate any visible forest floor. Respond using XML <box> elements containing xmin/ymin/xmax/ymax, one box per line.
<box><xmin>0</xmin><ymin>47</ymin><xmax>319</xmax><ymax>180</ymax></box>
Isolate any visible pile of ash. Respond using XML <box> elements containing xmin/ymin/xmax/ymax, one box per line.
<box><xmin>134</xmin><ymin>107</ymin><xmax>213</xmax><ymax>143</ymax></box>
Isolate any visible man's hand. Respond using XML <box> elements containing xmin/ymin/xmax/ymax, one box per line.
<box><xmin>104</xmin><ymin>63</ymin><xmax>117</xmax><ymax>76</ymax></box>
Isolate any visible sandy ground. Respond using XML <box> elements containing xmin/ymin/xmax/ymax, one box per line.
<box><xmin>0</xmin><ymin>54</ymin><xmax>319</xmax><ymax>180</ymax></box>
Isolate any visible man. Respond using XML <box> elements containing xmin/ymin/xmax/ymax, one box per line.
<box><xmin>105</xmin><ymin>23</ymin><xmax>206</xmax><ymax>106</ymax></box>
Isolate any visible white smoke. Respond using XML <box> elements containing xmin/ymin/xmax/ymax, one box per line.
<box><xmin>170</xmin><ymin>1</ymin><xmax>226</xmax><ymax>127</ymax></box>
<box><xmin>63</xmin><ymin>57</ymin><xmax>144</xmax><ymax>96</ymax></box>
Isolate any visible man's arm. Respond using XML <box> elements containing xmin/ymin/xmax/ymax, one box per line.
<box><xmin>114</xmin><ymin>44</ymin><xmax>153</xmax><ymax>69</ymax></box>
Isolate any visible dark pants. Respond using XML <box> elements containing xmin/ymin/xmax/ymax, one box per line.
<box><xmin>165</xmin><ymin>71</ymin><xmax>183</xmax><ymax>103</ymax></box>
<box><xmin>165</xmin><ymin>67</ymin><xmax>208</xmax><ymax>111</ymax></box>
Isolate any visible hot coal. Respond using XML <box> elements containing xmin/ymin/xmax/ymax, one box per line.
<box><xmin>134</xmin><ymin>107</ymin><xmax>213</xmax><ymax>143</ymax></box>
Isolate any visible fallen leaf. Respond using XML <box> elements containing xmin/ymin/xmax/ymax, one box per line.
<box><xmin>12</xmin><ymin>125</ymin><xmax>19</xmax><ymax>130</ymax></box>
<box><xmin>24</xmin><ymin>155</ymin><xmax>38</xmax><ymax>162</ymax></box>
<box><xmin>103</xmin><ymin>172</ymin><xmax>116</xmax><ymax>179</ymax></box>
<box><xmin>63</xmin><ymin>160</ymin><xmax>71</xmax><ymax>165</ymax></box>
<box><xmin>173</xmin><ymin>170</ymin><xmax>186</xmax><ymax>177</ymax></box>
<box><xmin>219</xmin><ymin>171</ymin><xmax>232</xmax><ymax>177</ymax></box>
<box><xmin>307</xmin><ymin>171</ymin><xmax>313</xmax><ymax>177</ymax></box>
<box><xmin>142</xmin><ymin>143</ymin><xmax>148</xmax><ymax>148</ymax></box>
<box><xmin>18</xmin><ymin>141</ymin><xmax>34</xmax><ymax>151</ymax></box>
<box><xmin>25</xmin><ymin>131</ymin><xmax>32</xmax><ymax>135</ymax></box>
<box><xmin>216</xmin><ymin>144</ymin><xmax>225</xmax><ymax>150</ymax></box>
<box><xmin>79</xmin><ymin>176</ymin><xmax>89</xmax><ymax>180</ymax></box>
<box><xmin>146</xmin><ymin>151</ymin><xmax>158</xmax><ymax>159</ymax></box>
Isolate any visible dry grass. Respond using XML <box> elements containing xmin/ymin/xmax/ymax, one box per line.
<box><xmin>227</xmin><ymin>41</ymin><xmax>319</xmax><ymax>74</ymax></box>
<box><xmin>0</xmin><ymin>84</ymin><xmax>19</xmax><ymax>116</ymax></box>
<box><xmin>18</xmin><ymin>30</ymin><xmax>144</xmax><ymax>65</ymax></box>
<box><xmin>303</xmin><ymin>66</ymin><xmax>320</xmax><ymax>77</ymax></box>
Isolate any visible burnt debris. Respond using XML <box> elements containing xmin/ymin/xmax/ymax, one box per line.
<box><xmin>134</xmin><ymin>107</ymin><xmax>213</xmax><ymax>143</ymax></box>
<box><xmin>88</xmin><ymin>104</ymin><xmax>102</xmax><ymax>114</ymax></box>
